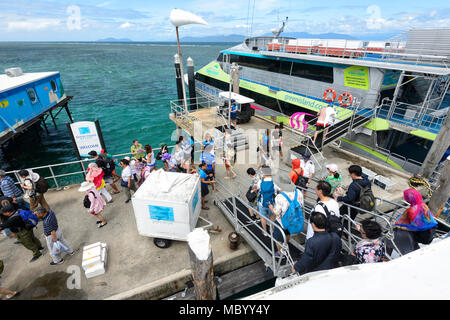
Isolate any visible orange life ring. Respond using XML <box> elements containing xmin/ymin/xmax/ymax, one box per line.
<box><xmin>323</xmin><ymin>88</ymin><xmax>336</xmax><ymax>102</ymax></box>
<box><xmin>338</xmin><ymin>92</ymin><xmax>353</xmax><ymax>107</ymax></box>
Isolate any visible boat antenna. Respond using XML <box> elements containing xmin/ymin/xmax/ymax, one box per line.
<box><xmin>272</xmin><ymin>16</ymin><xmax>288</xmax><ymax>38</ymax></box>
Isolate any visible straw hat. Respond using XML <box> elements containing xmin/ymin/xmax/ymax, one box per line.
<box><xmin>78</xmin><ymin>181</ymin><xmax>95</xmax><ymax>192</ymax></box>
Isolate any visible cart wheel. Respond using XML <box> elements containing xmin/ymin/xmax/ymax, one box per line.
<box><xmin>154</xmin><ymin>238</ymin><xmax>172</xmax><ymax>249</ymax></box>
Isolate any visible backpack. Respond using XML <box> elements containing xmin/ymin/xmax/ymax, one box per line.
<box><xmin>291</xmin><ymin>168</ymin><xmax>304</xmax><ymax>186</ymax></box>
<box><xmin>99</xmin><ymin>156</ymin><xmax>115</xmax><ymax>177</ymax></box>
<box><xmin>280</xmin><ymin>189</ymin><xmax>304</xmax><ymax>234</ymax></box>
<box><xmin>260</xmin><ymin>179</ymin><xmax>275</xmax><ymax>208</ymax></box>
<box><xmin>355</xmin><ymin>182</ymin><xmax>376</xmax><ymax>212</ymax></box>
<box><xmin>13</xmin><ymin>209</ymin><xmax>39</xmax><ymax>228</ymax></box>
<box><xmin>35</xmin><ymin>176</ymin><xmax>49</xmax><ymax>194</ymax></box>
<box><xmin>317</xmin><ymin>202</ymin><xmax>343</xmax><ymax>237</ymax></box>
<box><xmin>83</xmin><ymin>191</ymin><xmax>96</xmax><ymax>209</ymax></box>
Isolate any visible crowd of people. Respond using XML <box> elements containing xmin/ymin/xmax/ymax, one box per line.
<box><xmin>0</xmin><ymin>125</ymin><xmax>442</xmax><ymax>298</ymax></box>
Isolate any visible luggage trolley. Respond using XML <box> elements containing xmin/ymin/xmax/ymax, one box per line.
<box><xmin>131</xmin><ymin>170</ymin><xmax>213</xmax><ymax>248</ymax></box>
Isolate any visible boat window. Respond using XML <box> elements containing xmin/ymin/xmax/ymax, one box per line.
<box><xmin>217</xmin><ymin>53</ymin><xmax>224</xmax><ymax>63</ymax></box>
<box><xmin>27</xmin><ymin>88</ymin><xmax>37</xmax><ymax>103</ymax></box>
<box><xmin>291</xmin><ymin>62</ymin><xmax>333</xmax><ymax>83</ymax></box>
<box><xmin>50</xmin><ymin>79</ymin><xmax>58</xmax><ymax>92</ymax></box>
<box><xmin>229</xmin><ymin>54</ymin><xmax>333</xmax><ymax>83</ymax></box>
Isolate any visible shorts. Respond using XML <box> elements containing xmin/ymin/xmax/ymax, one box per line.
<box><xmin>273</xmin><ymin>221</ymin><xmax>290</xmax><ymax>243</ymax></box>
<box><xmin>230</xmin><ymin>113</ymin><xmax>237</xmax><ymax>120</ymax></box>
<box><xmin>258</xmin><ymin>203</ymin><xmax>273</xmax><ymax>219</ymax></box>
<box><xmin>104</xmin><ymin>176</ymin><xmax>113</xmax><ymax>184</ymax></box>
<box><xmin>201</xmin><ymin>183</ymin><xmax>209</xmax><ymax>197</ymax></box>
<box><xmin>316</xmin><ymin>122</ymin><xmax>329</xmax><ymax>128</ymax></box>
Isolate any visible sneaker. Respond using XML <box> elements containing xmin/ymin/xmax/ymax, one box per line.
<box><xmin>50</xmin><ymin>259</ymin><xmax>64</xmax><ymax>266</ymax></box>
<box><xmin>29</xmin><ymin>255</ymin><xmax>42</xmax><ymax>263</ymax></box>
<box><xmin>68</xmin><ymin>250</ymin><xmax>76</xmax><ymax>256</ymax></box>
<box><xmin>38</xmin><ymin>246</ymin><xmax>44</xmax><ymax>250</ymax></box>
<box><xmin>125</xmin><ymin>199</ymin><xmax>131</xmax><ymax>203</ymax></box>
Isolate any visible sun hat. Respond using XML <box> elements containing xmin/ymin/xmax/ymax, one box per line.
<box><xmin>326</xmin><ymin>163</ymin><xmax>338</xmax><ymax>173</ymax></box>
<box><xmin>78</xmin><ymin>181</ymin><xmax>95</xmax><ymax>192</ymax></box>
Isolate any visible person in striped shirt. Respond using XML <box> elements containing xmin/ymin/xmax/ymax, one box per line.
<box><xmin>34</xmin><ymin>207</ymin><xmax>75</xmax><ymax>266</ymax></box>
<box><xmin>0</xmin><ymin>170</ymin><xmax>29</xmax><ymax>209</ymax></box>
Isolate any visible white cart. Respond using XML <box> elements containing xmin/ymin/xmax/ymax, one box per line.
<box><xmin>131</xmin><ymin>169</ymin><xmax>212</xmax><ymax>248</ymax></box>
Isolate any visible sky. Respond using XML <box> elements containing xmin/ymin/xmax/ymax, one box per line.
<box><xmin>0</xmin><ymin>0</ymin><xmax>449</xmax><ymax>41</ymax></box>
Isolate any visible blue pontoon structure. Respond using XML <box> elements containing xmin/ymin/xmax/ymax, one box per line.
<box><xmin>0</xmin><ymin>67</ymin><xmax>74</xmax><ymax>146</ymax></box>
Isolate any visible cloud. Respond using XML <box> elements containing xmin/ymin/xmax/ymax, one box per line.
<box><xmin>119</xmin><ymin>22</ymin><xmax>134</xmax><ymax>29</ymax></box>
<box><xmin>7</xmin><ymin>18</ymin><xmax>62</xmax><ymax>31</ymax></box>
<box><xmin>97</xmin><ymin>1</ymin><xmax>112</xmax><ymax>7</ymax></box>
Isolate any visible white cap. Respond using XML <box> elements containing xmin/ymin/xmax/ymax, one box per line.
<box><xmin>326</xmin><ymin>163</ymin><xmax>338</xmax><ymax>173</ymax></box>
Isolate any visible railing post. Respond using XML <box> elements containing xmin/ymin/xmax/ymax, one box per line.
<box><xmin>232</xmin><ymin>195</ymin><xmax>239</xmax><ymax>232</ymax></box>
<box><xmin>48</xmin><ymin>166</ymin><xmax>60</xmax><ymax>190</ymax></box>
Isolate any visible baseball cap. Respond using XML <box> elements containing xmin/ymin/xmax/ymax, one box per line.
<box><xmin>261</xmin><ymin>166</ymin><xmax>272</xmax><ymax>176</ymax></box>
<box><xmin>326</xmin><ymin>164</ymin><xmax>338</xmax><ymax>173</ymax></box>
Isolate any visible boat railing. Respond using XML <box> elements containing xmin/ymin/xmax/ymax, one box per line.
<box><xmin>245</xmin><ymin>37</ymin><xmax>450</xmax><ymax>68</ymax></box>
<box><xmin>377</xmin><ymin>98</ymin><xmax>448</xmax><ymax>133</ymax></box>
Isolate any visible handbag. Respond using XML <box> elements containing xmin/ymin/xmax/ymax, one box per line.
<box><xmin>246</xmin><ymin>186</ymin><xmax>257</xmax><ymax>203</ymax></box>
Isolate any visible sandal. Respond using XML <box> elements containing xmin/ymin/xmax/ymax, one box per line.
<box><xmin>201</xmin><ymin>207</ymin><xmax>210</xmax><ymax>210</ymax></box>
<box><xmin>97</xmin><ymin>222</ymin><xmax>107</xmax><ymax>228</ymax></box>
<box><xmin>112</xmin><ymin>191</ymin><xmax>120</xmax><ymax>194</ymax></box>
<box><xmin>96</xmin><ymin>221</ymin><xmax>103</xmax><ymax>224</ymax></box>
<box><xmin>6</xmin><ymin>291</ymin><xmax>20</xmax><ymax>299</ymax></box>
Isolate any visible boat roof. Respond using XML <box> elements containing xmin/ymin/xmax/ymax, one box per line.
<box><xmin>0</xmin><ymin>71</ymin><xmax>59</xmax><ymax>94</ymax></box>
<box><xmin>219</xmin><ymin>91</ymin><xmax>255</xmax><ymax>104</ymax></box>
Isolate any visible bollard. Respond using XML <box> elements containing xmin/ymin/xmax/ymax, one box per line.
<box><xmin>228</xmin><ymin>232</ymin><xmax>240</xmax><ymax>250</ymax></box>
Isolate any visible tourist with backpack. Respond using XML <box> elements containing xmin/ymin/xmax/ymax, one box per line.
<box><xmin>0</xmin><ymin>204</ymin><xmax>43</xmax><ymax>262</ymax></box>
<box><xmin>291</xmin><ymin>211</ymin><xmax>341</xmax><ymax>276</ymax></box>
<box><xmin>86</xmin><ymin>163</ymin><xmax>113</xmax><ymax>203</ymax></box>
<box><xmin>289</xmin><ymin>159</ymin><xmax>306</xmax><ymax>190</ymax></box>
<box><xmin>18</xmin><ymin>169</ymin><xmax>50</xmax><ymax>211</ymax></box>
<box><xmin>88</xmin><ymin>150</ymin><xmax>120</xmax><ymax>195</ymax></box>
<box><xmin>307</xmin><ymin>181</ymin><xmax>341</xmax><ymax>240</ymax></box>
<box><xmin>78</xmin><ymin>181</ymin><xmax>107</xmax><ymax>228</ymax></box>
<box><xmin>335</xmin><ymin>165</ymin><xmax>375</xmax><ymax>220</ymax></box>
<box><xmin>325</xmin><ymin>163</ymin><xmax>342</xmax><ymax>195</ymax></box>
<box><xmin>254</xmin><ymin>166</ymin><xmax>281</xmax><ymax>236</ymax></box>
<box><xmin>34</xmin><ymin>207</ymin><xmax>75</xmax><ymax>266</ymax></box>
<box><xmin>246</xmin><ymin>168</ymin><xmax>261</xmax><ymax>221</ymax></box>
<box><xmin>270</xmin><ymin>188</ymin><xmax>304</xmax><ymax>257</ymax></box>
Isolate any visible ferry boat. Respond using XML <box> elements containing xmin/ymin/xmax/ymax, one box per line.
<box><xmin>193</xmin><ymin>28</ymin><xmax>450</xmax><ymax>175</ymax></box>
<box><xmin>0</xmin><ymin>67</ymin><xmax>73</xmax><ymax>146</ymax></box>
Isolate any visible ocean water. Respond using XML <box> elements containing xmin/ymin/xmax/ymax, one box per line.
<box><xmin>0</xmin><ymin>42</ymin><xmax>231</xmax><ymax>183</ymax></box>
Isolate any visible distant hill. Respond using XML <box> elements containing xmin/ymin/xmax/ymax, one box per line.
<box><xmin>96</xmin><ymin>38</ymin><xmax>133</xmax><ymax>42</ymax></box>
<box><xmin>181</xmin><ymin>34</ymin><xmax>245</xmax><ymax>43</ymax></box>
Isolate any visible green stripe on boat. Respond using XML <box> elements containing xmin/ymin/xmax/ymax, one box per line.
<box><xmin>341</xmin><ymin>138</ymin><xmax>405</xmax><ymax>171</ymax></box>
<box><xmin>409</xmin><ymin>129</ymin><xmax>437</xmax><ymax>141</ymax></box>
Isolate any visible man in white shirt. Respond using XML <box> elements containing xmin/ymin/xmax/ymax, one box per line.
<box><xmin>306</xmin><ymin>180</ymin><xmax>340</xmax><ymax>240</ymax></box>
<box><xmin>313</xmin><ymin>105</ymin><xmax>336</xmax><ymax>145</ymax></box>
<box><xmin>300</xmin><ymin>154</ymin><xmax>315</xmax><ymax>195</ymax></box>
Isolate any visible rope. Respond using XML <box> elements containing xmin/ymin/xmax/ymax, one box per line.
<box><xmin>408</xmin><ymin>174</ymin><xmax>433</xmax><ymax>198</ymax></box>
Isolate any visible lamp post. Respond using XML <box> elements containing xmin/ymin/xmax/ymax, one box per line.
<box><xmin>170</xmin><ymin>9</ymin><xmax>207</xmax><ymax>114</ymax></box>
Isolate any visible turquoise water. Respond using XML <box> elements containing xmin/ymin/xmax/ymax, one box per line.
<box><xmin>0</xmin><ymin>42</ymin><xmax>231</xmax><ymax>184</ymax></box>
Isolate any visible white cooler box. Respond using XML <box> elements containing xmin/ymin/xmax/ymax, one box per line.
<box><xmin>82</xmin><ymin>242</ymin><xmax>107</xmax><ymax>279</ymax></box>
<box><xmin>132</xmin><ymin>169</ymin><xmax>201</xmax><ymax>242</ymax></box>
